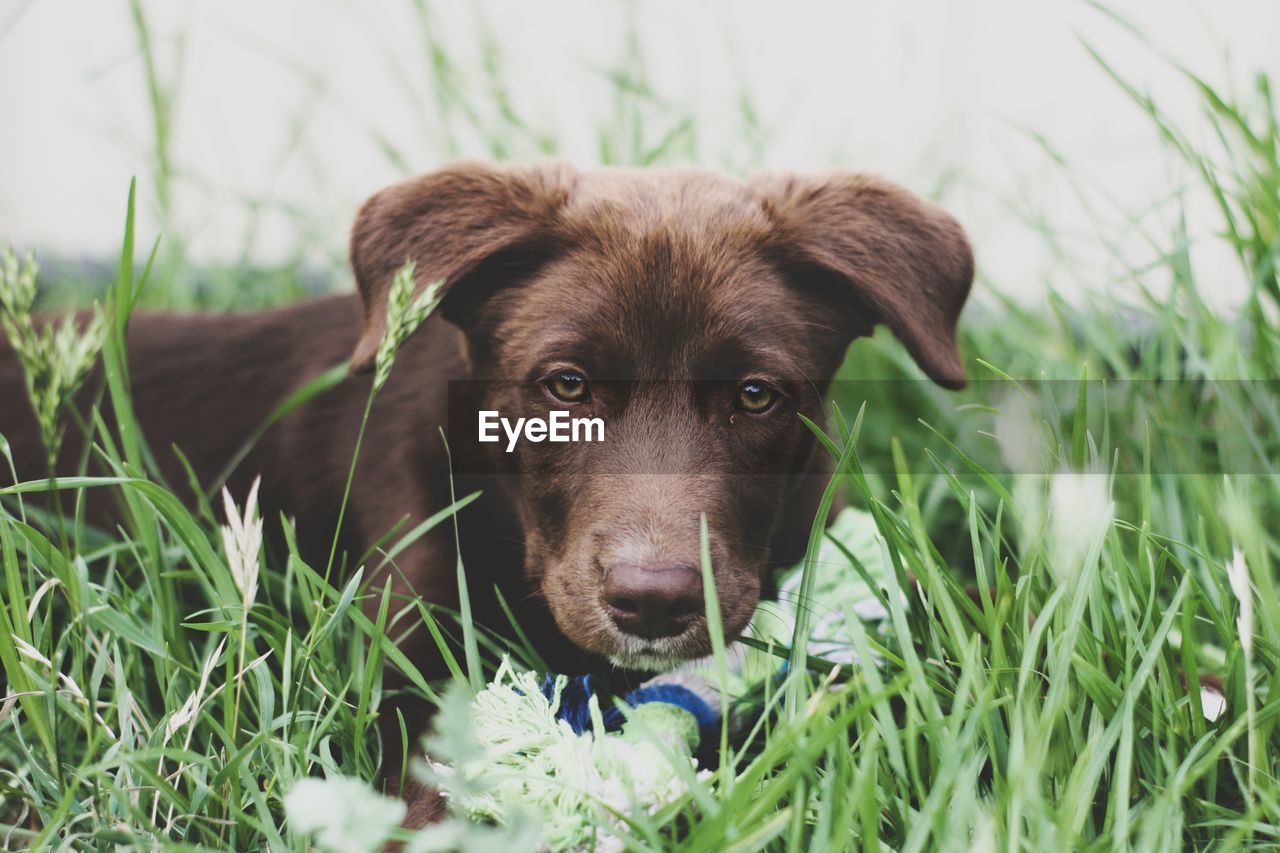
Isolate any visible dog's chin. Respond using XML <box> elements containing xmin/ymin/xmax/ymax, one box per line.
<box><xmin>606</xmin><ymin>649</ymin><xmax>685</xmax><ymax>672</ymax></box>
<box><xmin>603</xmin><ymin>633</ymin><xmax>706</xmax><ymax>673</ymax></box>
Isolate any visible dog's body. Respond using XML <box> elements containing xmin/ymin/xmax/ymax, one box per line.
<box><xmin>1</xmin><ymin>297</ymin><xmax>552</xmax><ymax>662</ymax></box>
<box><xmin>0</xmin><ymin>163</ymin><xmax>973</xmax><ymax>820</ymax></box>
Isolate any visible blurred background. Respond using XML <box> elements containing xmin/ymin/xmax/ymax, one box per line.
<box><xmin>3</xmin><ymin>0</ymin><xmax>1277</xmax><ymax>311</ymax></box>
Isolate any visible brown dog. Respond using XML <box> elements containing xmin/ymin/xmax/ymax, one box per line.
<box><xmin>0</xmin><ymin>161</ymin><xmax>972</xmax><ymax>814</ymax></box>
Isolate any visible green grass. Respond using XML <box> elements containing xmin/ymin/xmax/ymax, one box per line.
<box><xmin>2</xmin><ymin>4</ymin><xmax>1279</xmax><ymax>850</ymax></box>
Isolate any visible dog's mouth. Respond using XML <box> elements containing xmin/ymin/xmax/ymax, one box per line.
<box><xmin>599</xmin><ymin>619</ymin><xmax>720</xmax><ymax>672</ymax></box>
<box><xmin>605</xmin><ymin>639</ymin><xmax>697</xmax><ymax>673</ymax></box>
<box><xmin>539</xmin><ymin>555</ymin><xmax>758</xmax><ymax>671</ymax></box>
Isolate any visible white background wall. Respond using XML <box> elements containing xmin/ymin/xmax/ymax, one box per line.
<box><xmin>2</xmin><ymin>1</ymin><xmax>1277</xmax><ymax>305</ymax></box>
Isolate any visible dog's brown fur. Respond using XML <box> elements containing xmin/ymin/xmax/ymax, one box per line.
<box><xmin>0</xmin><ymin>162</ymin><xmax>973</xmax><ymax>819</ymax></box>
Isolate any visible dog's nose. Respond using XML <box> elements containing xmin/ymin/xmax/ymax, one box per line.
<box><xmin>603</xmin><ymin>562</ymin><xmax>703</xmax><ymax>639</ymax></box>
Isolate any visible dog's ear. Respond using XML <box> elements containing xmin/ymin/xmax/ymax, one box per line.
<box><xmin>750</xmin><ymin>172</ymin><xmax>974</xmax><ymax>388</ymax></box>
<box><xmin>348</xmin><ymin>161</ymin><xmax>576</xmax><ymax>373</ymax></box>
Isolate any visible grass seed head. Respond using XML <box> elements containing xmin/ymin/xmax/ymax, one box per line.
<box><xmin>372</xmin><ymin>259</ymin><xmax>445</xmax><ymax>393</ymax></box>
<box><xmin>220</xmin><ymin>476</ymin><xmax>263</xmax><ymax>610</ymax></box>
<box><xmin>1227</xmin><ymin>546</ymin><xmax>1254</xmax><ymax>657</ymax></box>
<box><xmin>0</xmin><ymin>245</ymin><xmax>106</xmax><ymax>463</ymax></box>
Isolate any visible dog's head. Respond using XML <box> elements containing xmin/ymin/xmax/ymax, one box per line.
<box><xmin>348</xmin><ymin>162</ymin><xmax>973</xmax><ymax>669</ymax></box>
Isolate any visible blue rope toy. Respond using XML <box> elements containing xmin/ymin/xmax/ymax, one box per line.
<box><xmin>541</xmin><ymin>672</ymin><xmax>721</xmax><ymax>741</ymax></box>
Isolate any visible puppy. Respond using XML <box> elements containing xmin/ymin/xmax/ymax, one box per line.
<box><xmin>0</xmin><ymin>162</ymin><xmax>973</xmax><ymax>816</ymax></box>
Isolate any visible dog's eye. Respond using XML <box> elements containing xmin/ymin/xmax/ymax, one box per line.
<box><xmin>736</xmin><ymin>380</ymin><xmax>777</xmax><ymax>414</ymax></box>
<box><xmin>545</xmin><ymin>370</ymin><xmax>590</xmax><ymax>403</ymax></box>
